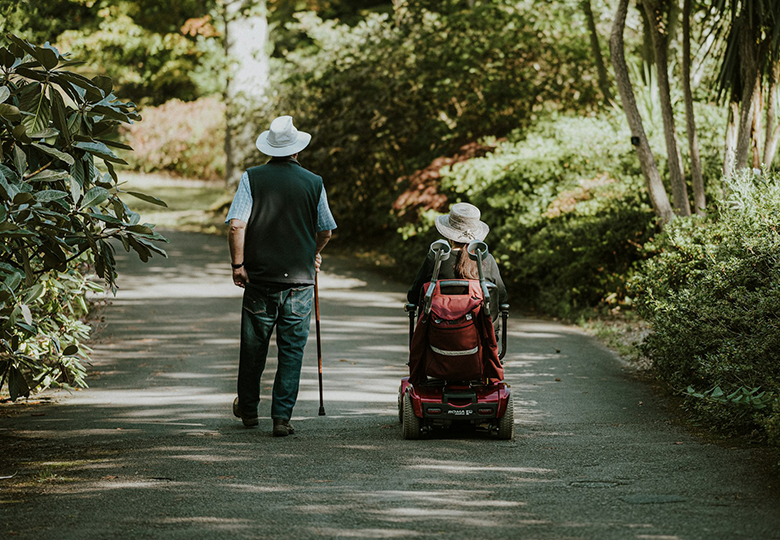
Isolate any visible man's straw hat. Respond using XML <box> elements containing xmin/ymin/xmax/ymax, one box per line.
<box><xmin>255</xmin><ymin>115</ymin><xmax>311</xmax><ymax>157</ymax></box>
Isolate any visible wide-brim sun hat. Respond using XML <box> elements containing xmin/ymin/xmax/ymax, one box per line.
<box><xmin>435</xmin><ymin>202</ymin><xmax>489</xmax><ymax>243</ymax></box>
<box><xmin>255</xmin><ymin>115</ymin><xmax>311</xmax><ymax>157</ymax></box>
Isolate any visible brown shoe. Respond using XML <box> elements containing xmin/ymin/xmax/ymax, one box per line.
<box><xmin>272</xmin><ymin>418</ymin><xmax>295</xmax><ymax>437</ymax></box>
<box><xmin>233</xmin><ymin>397</ymin><xmax>259</xmax><ymax>427</ymax></box>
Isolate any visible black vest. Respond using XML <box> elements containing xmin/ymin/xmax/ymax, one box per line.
<box><xmin>244</xmin><ymin>158</ymin><xmax>323</xmax><ymax>286</ymax></box>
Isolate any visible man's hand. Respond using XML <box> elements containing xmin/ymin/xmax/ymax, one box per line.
<box><xmin>315</xmin><ymin>253</ymin><xmax>323</xmax><ymax>272</ymax></box>
<box><xmin>233</xmin><ymin>267</ymin><xmax>249</xmax><ymax>288</ymax></box>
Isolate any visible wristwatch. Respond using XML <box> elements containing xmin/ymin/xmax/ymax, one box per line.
<box><xmin>231</xmin><ymin>262</ymin><xmax>244</xmax><ymax>269</ymax></box>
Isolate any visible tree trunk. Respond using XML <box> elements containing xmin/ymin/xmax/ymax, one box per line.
<box><xmin>223</xmin><ymin>0</ymin><xmax>269</xmax><ymax>190</ymax></box>
<box><xmin>682</xmin><ymin>0</ymin><xmax>705</xmax><ymax>214</ymax></box>
<box><xmin>581</xmin><ymin>0</ymin><xmax>614</xmax><ymax>106</ymax></box>
<box><xmin>610</xmin><ymin>0</ymin><xmax>674</xmax><ymax>224</ymax></box>
<box><xmin>723</xmin><ymin>98</ymin><xmax>739</xmax><ymax>177</ymax></box>
<box><xmin>735</xmin><ymin>16</ymin><xmax>761</xmax><ymax>171</ymax></box>
<box><xmin>641</xmin><ymin>0</ymin><xmax>691</xmax><ymax>217</ymax></box>
<box><xmin>751</xmin><ymin>82</ymin><xmax>763</xmax><ymax>169</ymax></box>
<box><xmin>763</xmin><ymin>64</ymin><xmax>779</xmax><ymax>167</ymax></box>
<box><xmin>638</xmin><ymin>3</ymin><xmax>655</xmax><ymax>68</ymax></box>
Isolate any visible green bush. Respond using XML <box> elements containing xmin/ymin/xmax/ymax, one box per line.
<box><xmin>256</xmin><ymin>0</ymin><xmax>601</xmax><ymax>239</ymax></box>
<box><xmin>0</xmin><ymin>35</ymin><xmax>166</xmax><ymax>399</ymax></box>
<box><xmin>393</xmin><ymin>113</ymin><xmax>658</xmax><ymax>317</ymax></box>
<box><xmin>121</xmin><ymin>97</ymin><xmax>226</xmax><ymax>180</ymax></box>
<box><xmin>634</xmin><ymin>169</ymin><xmax>780</xmax><ymax>439</ymax></box>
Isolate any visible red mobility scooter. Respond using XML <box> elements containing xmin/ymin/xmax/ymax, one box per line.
<box><xmin>398</xmin><ymin>239</ymin><xmax>513</xmax><ymax>439</ymax></box>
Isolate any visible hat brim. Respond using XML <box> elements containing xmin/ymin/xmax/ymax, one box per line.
<box><xmin>255</xmin><ymin>130</ymin><xmax>311</xmax><ymax>157</ymax></box>
<box><xmin>435</xmin><ymin>215</ymin><xmax>489</xmax><ymax>243</ymax></box>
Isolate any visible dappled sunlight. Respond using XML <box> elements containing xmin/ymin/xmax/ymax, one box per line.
<box><xmin>6</xmin><ymin>232</ymin><xmax>777</xmax><ymax>540</ymax></box>
<box><xmin>406</xmin><ymin>460</ymin><xmax>553</xmax><ymax>475</ymax></box>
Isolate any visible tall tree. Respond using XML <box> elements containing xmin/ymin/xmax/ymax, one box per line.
<box><xmin>223</xmin><ymin>0</ymin><xmax>269</xmax><ymax>189</ymax></box>
<box><xmin>712</xmin><ymin>0</ymin><xmax>780</xmax><ymax>171</ymax></box>
<box><xmin>765</xmin><ymin>63</ymin><xmax>780</xmax><ymax>167</ymax></box>
<box><xmin>610</xmin><ymin>0</ymin><xmax>675</xmax><ymax>224</ymax></box>
<box><xmin>641</xmin><ymin>0</ymin><xmax>691</xmax><ymax>216</ymax></box>
<box><xmin>581</xmin><ymin>0</ymin><xmax>614</xmax><ymax>105</ymax></box>
<box><xmin>682</xmin><ymin>0</ymin><xmax>705</xmax><ymax>213</ymax></box>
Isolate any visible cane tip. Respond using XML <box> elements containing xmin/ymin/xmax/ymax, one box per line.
<box><xmin>318</xmin><ymin>407</ymin><xmax>326</xmax><ymax>416</ymax></box>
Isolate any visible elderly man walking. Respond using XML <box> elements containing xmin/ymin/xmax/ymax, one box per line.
<box><xmin>226</xmin><ymin>116</ymin><xmax>336</xmax><ymax>436</ymax></box>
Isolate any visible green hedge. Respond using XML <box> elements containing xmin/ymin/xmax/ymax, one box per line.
<box><xmin>259</xmin><ymin>1</ymin><xmax>601</xmax><ymax>239</ymax></box>
<box><xmin>392</xmin><ymin>113</ymin><xmax>658</xmax><ymax>318</ymax></box>
<box><xmin>634</xmin><ymin>170</ymin><xmax>780</xmax><ymax>442</ymax></box>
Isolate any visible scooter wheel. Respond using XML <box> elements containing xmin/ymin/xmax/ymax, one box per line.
<box><xmin>497</xmin><ymin>398</ymin><xmax>515</xmax><ymax>440</ymax></box>
<box><xmin>402</xmin><ymin>391</ymin><xmax>422</xmax><ymax>440</ymax></box>
<box><xmin>397</xmin><ymin>385</ymin><xmax>403</xmax><ymax>423</ymax></box>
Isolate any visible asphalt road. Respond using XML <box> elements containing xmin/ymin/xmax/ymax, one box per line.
<box><xmin>1</xmin><ymin>230</ymin><xmax>779</xmax><ymax>540</ymax></box>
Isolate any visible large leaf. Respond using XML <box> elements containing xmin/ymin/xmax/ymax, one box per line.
<box><xmin>79</xmin><ymin>186</ymin><xmax>110</xmax><ymax>209</ymax></box>
<box><xmin>27</xmin><ymin>128</ymin><xmax>59</xmax><ymax>139</ymax></box>
<box><xmin>39</xmin><ymin>45</ymin><xmax>59</xmax><ymax>71</ymax></box>
<box><xmin>70</xmin><ymin>158</ymin><xmax>85</xmax><ymax>187</ymax></box>
<box><xmin>0</xmin><ymin>47</ymin><xmax>17</xmax><ymax>69</ymax></box>
<box><xmin>35</xmin><ymin>190</ymin><xmax>69</xmax><ymax>203</ymax></box>
<box><xmin>72</xmin><ymin>141</ymin><xmax>128</xmax><ymax>165</ymax></box>
<box><xmin>86</xmin><ymin>212</ymin><xmax>123</xmax><ymax>225</ymax></box>
<box><xmin>69</xmin><ymin>174</ymin><xmax>82</xmax><ymax>205</ymax></box>
<box><xmin>8</xmin><ymin>365</ymin><xmax>30</xmax><ymax>401</ymax></box>
<box><xmin>0</xmin><ymin>103</ymin><xmax>20</xmax><ymax>122</ymax></box>
<box><xmin>6</xmin><ymin>34</ymin><xmax>37</xmax><ymax>61</ymax></box>
<box><xmin>53</xmin><ymin>71</ymin><xmax>104</xmax><ymax>102</ymax></box>
<box><xmin>50</xmin><ymin>89</ymin><xmax>70</xmax><ymax>143</ymax></box>
<box><xmin>32</xmin><ymin>142</ymin><xmax>75</xmax><ymax>166</ymax></box>
<box><xmin>13</xmin><ymin>146</ymin><xmax>27</xmax><ymax>176</ymax></box>
<box><xmin>0</xmin><ymin>165</ymin><xmax>19</xmax><ymax>183</ymax></box>
<box><xmin>128</xmin><ymin>234</ymin><xmax>168</xmax><ymax>258</ymax></box>
<box><xmin>18</xmin><ymin>82</ymin><xmax>50</xmax><ymax>134</ymax></box>
<box><xmin>28</xmin><ymin>169</ymin><xmax>70</xmax><ymax>183</ymax></box>
<box><xmin>19</xmin><ymin>303</ymin><xmax>32</xmax><ymax>325</ymax></box>
<box><xmin>0</xmin><ymin>169</ymin><xmax>17</xmax><ymax>201</ymax></box>
<box><xmin>124</xmin><ymin>191</ymin><xmax>168</xmax><ymax>208</ymax></box>
<box><xmin>0</xmin><ymin>87</ymin><xmax>9</xmax><ymax>103</ymax></box>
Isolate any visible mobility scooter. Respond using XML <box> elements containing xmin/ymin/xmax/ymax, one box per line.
<box><xmin>398</xmin><ymin>239</ymin><xmax>513</xmax><ymax>439</ymax></box>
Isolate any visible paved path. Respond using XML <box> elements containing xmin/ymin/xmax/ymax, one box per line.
<box><xmin>1</xmin><ymin>231</ymin><xmax>779</xmax><ymax>540</ymax></box>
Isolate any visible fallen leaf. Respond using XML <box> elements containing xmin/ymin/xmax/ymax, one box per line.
<box><xmin>555</xmin><ymin>378</ymin><xmax>561</xmax><ymax>382</ymax></box>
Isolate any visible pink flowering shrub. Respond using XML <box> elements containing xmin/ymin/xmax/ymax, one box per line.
<box><xmin>122</xmin><ymin>97</ymin><xmax>226</xmax><ymax>180</ymax></box>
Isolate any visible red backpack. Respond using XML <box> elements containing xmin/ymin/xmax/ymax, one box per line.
<box><xmin>408</xmin><ymin>279</ymin><xmax>502</xmax><ymax>385</ymax></box>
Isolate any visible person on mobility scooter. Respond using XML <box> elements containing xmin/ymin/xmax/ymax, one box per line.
<box><xmin>399</xmin><ymin>203</ymin><xmax>513</xmax><ymax>439</ymax></box>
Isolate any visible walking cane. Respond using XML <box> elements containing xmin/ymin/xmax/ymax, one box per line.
<box><xmin>314</xmin><ymin>272</ymin><xmax>325</xmax><ymax>416</ymax></box>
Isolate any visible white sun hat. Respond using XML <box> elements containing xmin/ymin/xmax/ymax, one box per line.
<box><xmin>255</xmin><ymin>115</ymin><xmax>312</xmax><ymax>157</ymax></box>
<box><xmin>435</xmin><ymin>202</ymin><xmax>490</xmax><ymax>243</ymax></box>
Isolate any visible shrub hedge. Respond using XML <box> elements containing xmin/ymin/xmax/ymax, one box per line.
<box><xmin>634</xmin><ymin>169</ymin><xmax>780</xmax><ymax>441</ymax></box>
<box><xmin>0</xmin><ymin>35</ymin><xmax>166</xmax><ymax>399</ymax></box>
<box><xmin>121</xmin><ymin>97</ymin><xmax>226</xmax><ymax>181</ymax></box>
<box><xmin>392</xmin><ymin>113</ymin><xmax>658</xmax><ymax>318</ymax></box>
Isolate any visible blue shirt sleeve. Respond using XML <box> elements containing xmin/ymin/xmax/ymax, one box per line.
<box><xmin>317</xmin><ymin>187</ymin><xmax>337</xmax><ymax>232</ymax></box>
<box><xmin>225</xmin><ymin>172</ymin><xmax>252</xmax><ymax>224</ymax></box>
<box><xmin>226</xmin><ymin>171</ymin><xmax>337</xmax><ymax>232</ymax></box>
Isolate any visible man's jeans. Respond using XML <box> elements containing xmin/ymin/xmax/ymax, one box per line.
<box><xmin>237</xmin><ymin>283</ymin><xmax>314</xmax><ymax>421</ymax></box>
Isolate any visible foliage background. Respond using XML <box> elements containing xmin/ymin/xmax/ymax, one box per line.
<box><xmin>2</xmin><ymin>0</ymin><xmax>780</xmax><ymax>448</ymax></box>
